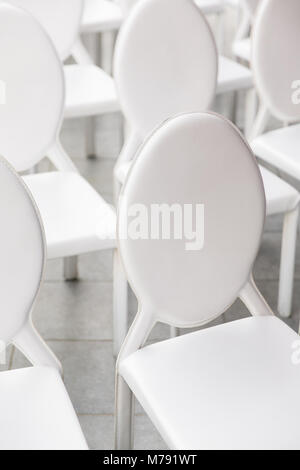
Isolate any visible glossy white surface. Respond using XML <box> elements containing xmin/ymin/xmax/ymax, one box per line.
<box><xmin>8</xmin><ymin>0</ymin><xmax>83</xmax><ymax>60</ymax></box>
<box><xmin>82</xmin><ymin>0</ymin><xmax>122</xmax><ymax>33</ymax></box>
<box><xmin>115</xmin><ymin>113</ymin><xmax>283</xmax><ymax>450</ymax></box>
<box><xmin>0</xmin><ymin>152</ymin><xmax>86</xmax><ymax>449</ymax></box>
<box><xmin>0</xmin><ymin>3</ymin><xmax>127</xmax><ymax>355</ymax></box>
<box><xmin>0</xmin><ymin>367</ymin><xmax>88</xmax><ymax>450</ymax></box>
<box><xmin>0</xmin><ymin>155</ymin><xmax>44</xmax><ymax>344</ymax></box>
<box><xmin>233</xmin><ymin>37</ymin><xmax>251</xmax><ymax>62</ymax></box>
<box><xmin>64</xmin><ymin>65</ymin><xmax>119</xmax><ymax>118</ymax></box>
<box><xmin>117</xmin><ymin>159</ymin><xmax>300</xmax><ymax>218</ymax></box>
<box><xmin>81</xmin><ymin>0</ymin><xmax>226</xmax><ymax>35</ymax></box>
<box><xmin>217</xmin><ymin>56</ymin><xmax>253</xmax><ymax>94</ymax></box>
<box><xmin>252</xmin><ymin>0</ymin><xmax>300</xmax><ymax>122</ymax></box>
<box><xmin>0</xmin><ymin>3</ymin><xmax>64</xmax><ymax>172</ymax></box>
<box><xmin>23</xmin><ymin>172</ymin><xmax>116</xmax><ymax>259</ymax></box>
<box><xmin>120</xmin><ymin>316</ymin><xmax>300</xmax><ymax>450</ymax></box>
<box><xmin>114</xmin><ymin>0</ymin><xmax>218</xmax><ymax>136</ymax></box>
<box><xmin>118</xmin><ymin>113</ymin><xmax>265</xmax><ymax>327</ymax></box>
<box><xmin>260</xmin><ymin>165</ymin><xmax>300</xmax><ymax>216</ymax></box>
<box><xmin>252</xmin><ymin>124</ymin><xmax>300</xmax><ymax>182</ymax></box>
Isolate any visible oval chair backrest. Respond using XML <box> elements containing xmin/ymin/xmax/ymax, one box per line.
<box><xmin>252</xmin><ymin>0</ymin><xmax>300</xmax><ymax>122</ymax></box>
<box><xmin>118</xmin><ymin>113</ymin><xmax>266</xmax><ymax>328</ymax></box>
<box><xmin>0</xmin><ymin>3</ymin><xmax>64</xmax><ymax>172</ymax></box>
<box><xmin>7</xmin><ymin>0</ymin><xmax>83</xmax><ymax>61</ymax></box>
<box><xmin>114</xmin><ymin>0</ymin><xmax>218</xmax><ymax>138</ymax></box>
<box><xmin>0</xmin><ymin>156</ymin><xmax>45</xmax><ymax>344</ymax></box>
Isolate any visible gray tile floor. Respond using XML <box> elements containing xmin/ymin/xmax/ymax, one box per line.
<box><xmin>3</xmin><ymin>7</ymin><xmax>300</xmax><ymax>450</ymax></box>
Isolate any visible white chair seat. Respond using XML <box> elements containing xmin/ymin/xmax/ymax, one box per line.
<box><xmin>225</xmin><ymin>0</ymin><xmax>239</xmax><ymax>7</ymax></box>
<box><xmin>64</xmin><ymin>65</ymin><xmax>120</xmax><ymax>119</ymax></box>
<box><xmin>81</xmin><ymin>0</ymin><xmax>123</xmax><ymax>33</ymax></box>
<box><xmin>252</xmin><ymin>124</ymin><xmax>300</xmax><ymax>181</ymax></box>
<box><xmin>120</xmin><ymin>316</ymin><xmax>300</xmax><ymax>450</ymax></box>
<box><xmin>116</xmin><ymin>160</ymin><xmax>299</xmax><ymax>216</ymax></box>
<box><xmin>23</xmin><ymin>172</ymin><xmax>116</xmax><ymax>259</ymax></box>
<box><xmin>81</xmin><ymin>0</ymin><xmax>225</xmax><ymax>35</ymax></box>
<box><xmin>194</xmin><ymin>0</ymin><xmax>225</xmax><ymax>15</ymax></box>
<box><xmin>260</xmin><ymin>165</ymin><xmax>300</xmax><ymax>216</ymax></box>
<box><xmin>233</xmin><ymin>37</ymin><xmax>251</xmax><ymax>62</ymax></box>
<box><xmin>0</xmin><ymin>367</ymin><xmax>87</xmax><ymax>450</ymax></box>
<box><xmin>217</xmin><ymin>56</ymin><xmax>253</xmax><ymax>94</ymax></box>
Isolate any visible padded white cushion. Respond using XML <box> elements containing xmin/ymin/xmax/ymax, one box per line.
<box><xmin>120</xmin><ymin>316</ymin><xmax>300</xmax><ymax>450</ymax></box>
<box><xmin>252</xmin><ymin>124</ymin><xmax>300</xmax><ymax>182</ymax></box>
<box><xmin>217</xmin><ymin>56</ymin><xmax>253</xmax><ymax>94</ymax></box>
<box><xmin>64</xmin><ymin>65</ymin><xmax>120</xmax><ymax>119</ymax></box>
<box><xmin>0</xmin><ymin>367</ymin><xmax>87</xmax><ymax>450</ymax></box>
<box><xmin>81</xmin><ymin>0</ymin><xmax>122</xmax><ymax>33</ymax></box>
<box><xmin>23</xmin><ymin>172</ymin><xmax>116</xmax><ymax>259</ymax></box>
<box><xmin>116</xmin><ymin>161</ymin><xmax>299</xmax><ymax>216</ymax></box>
<box><xmin>114</xmin><ymin>0</ymin><xmax>218</xmax><ymax>137</ymax></box>
<box><xmin>252</xmin><ymin>0</ymin><xmax>300</xmax><ymax>122</ymax></box>
<box><xmin>233</xmin><ymin>37</ymin><xmax>251</xmax><ymax>62</ymax></box>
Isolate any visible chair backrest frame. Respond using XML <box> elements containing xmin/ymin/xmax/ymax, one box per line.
<box><xmin>7</xmin><ymin>0</ymin><xmax>83</xmax><ymax>61</ymax></box>
<box><xmin>252</xmin><ymin>0</ymin><xmax>300</xmax><ymax>123</ymax></box>
<box><xmin>117</xmin><ymin>113</ymin><xmax>270</xmax><ymax>361</ymax></box>
<box><xmin>114</xmin><ymin>0</ymin><xmax>218</xmax><ymax>140</ymax></box>
<box><xmin>0</xmin><ymin>3</ymin><xmax>77</xmax><ymax>173</ymax></box>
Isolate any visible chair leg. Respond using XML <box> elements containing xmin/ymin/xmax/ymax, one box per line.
<box><xmin>85</xmin><ymin>116</ymin><xmax>97</xmax><ymax>159</ymax></box>
<box><xmin>113</xmin><ymin>249</ymin><xmax>128</xmax><ymax>357</ymax></box>
<box><xmin>170</xmin><ymin>326</ymin><xmax>180</xmax><ymax>338</ymax></box>
<box><xmin>101</xmin><ymin>31</ymin><xmax>115</xmax><ymax>76</ymax></box>
<box><xmin>278</xmin><ymin>206</ymin><xmax>299</xmax><ymax>318</ymax></box>
<box><xmin>115</xmin><ymin>375</ymin><xmax>134</xmax><ymax>450</ymax></box>
<box><xmin>244</xmin><ymin>88</ymin><xmax>258</xmax><ymax>139</ymax></box>
<box><xmin>64</xmin><ymin>256</ymin><xmax>79</xmax><ymax>281</ymax></box>
<box><xmin>226</xmin><ymin>90</ymin><xmax>239</xmax><ymax>126</ymax></box>
<box><xmin>215</xmin><ymin>11</ymin><xmax>224</xmax><ymax>53</ymax></box>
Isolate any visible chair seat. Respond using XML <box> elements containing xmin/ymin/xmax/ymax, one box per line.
<box><xmin>64</xmin><ymin>65</ymin><xmax>120</xmax><ymax>119</ymax></box>
<box><xmin>81</xmin><ymin>0</ymin><xmax>225</xmax><ymax>34</ymax></box>
<box><xmin>23</xmin><ymin>172</ymin><xmax>116</xmax><ymax>259</ymax></box>
<box><xmin>0</xmin><ymin>367</ymin><xmax>87</xmax><ymax>450</ymax></box>
<box><xmin>260</xmin><ymin>165</ymin><xmax>300</xmax><ymax>216</ymax></box>
<box><xmin>233</xmin><ymin>37</ymin><xmax>251</xmax><ymax>62</ymax></box>
<box><xmin>252</xmin><ymin>123</ymin><xmax>300</xmax><ymax>181</ymax></box>
<box><xmin>217</xmin><ymin>56</ymin><xmax>253</xmax><ymax>94</ymax></box>
<box><xmin>194</xmin><ymin>0</ymin><xmax>225</xmax><ymax>15</ymax></box>
<box><xmin>225</xmin><ymin>0</ymin><xmax>239</xmax><ymax>7</ymax></box>
<box><xmin>120</xmin><ymin>316</ymin><xmax>300</xmax><ymax>450</ymax></box>
<box><xmin>116</xmin><ymin>160</ymin><xmax>299</xmax><ymax>215</ymax></box>
<box><xmin>81</xmin><ymin>0</ymin><xmax>123</xmax><ymax>33</ymax></box>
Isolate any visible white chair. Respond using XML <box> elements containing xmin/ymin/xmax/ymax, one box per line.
<box><xmin>81</xmin><ymin>0</ymin><xmax>226</xmax><ymax>74</ymax></box>
<box><xmin>8</xmin><ymin>0</ymin><xmax>120</xmax><ymax>158</ymax></box>
<box><xmin>113</xmin><ymin>0</ymin><xmax>299</xmax><ymax>318</ymax></box>
<box><xmin>232</xmin><ymin>0</ymin><xmax>260</xmax><ymax>63</ymax></box>
<box><xmin>0</xmin><ymin>3</ymin><xmax>127</xmax><ymax>356</ymax></box>
<box><xmin>114</xmin><ymin>0</ymin><xmax>254</xmax><ymax>188</ymax></box>
<box><xmin>0</xmin><ymin>154</ymin><xmax>87</xmax><ymax>450</ymax></box>
<box><xmin>250</xmin><ymin>0</ymin><xmax>300</xmax><ymax>148</ymax></box>
<box><xmin>115</xmin><ymin>112</ymin><xmax>300</xmax><ymax>450</ymax></box>
<box><xmin>250</xmin><ymin>0</ymin><xmax>300</xmax><ymax>315</ymax></box>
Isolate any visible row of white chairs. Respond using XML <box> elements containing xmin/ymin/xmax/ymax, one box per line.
<box><xmin>0</xmin><ymin>0</ymin><xmax>299</xmax><ymax>450</ymax></box>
